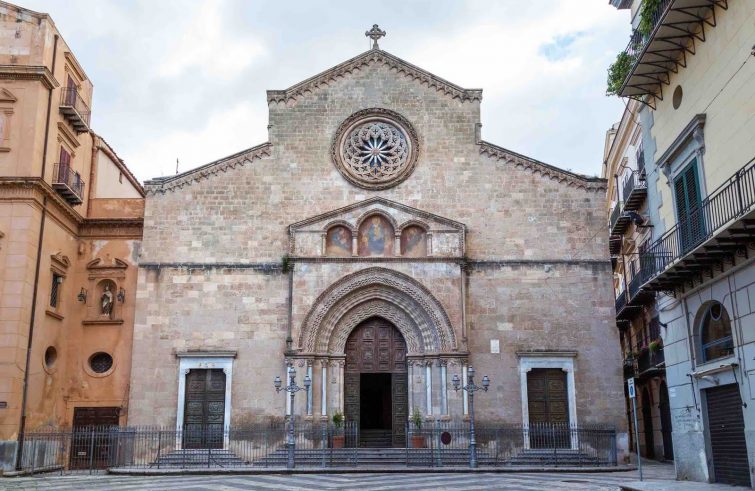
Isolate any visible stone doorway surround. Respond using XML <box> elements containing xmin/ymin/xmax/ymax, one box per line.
<box><xmin>175</xmin><ymin>351</ymin><xmax>236</xmax><ymax>448</ymax></box>
<box><xmin>517</xmin><ymin>351</ymin><xmax>578</xmax><ymax>449</ymax></box>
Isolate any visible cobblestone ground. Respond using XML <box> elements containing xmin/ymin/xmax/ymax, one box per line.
<box><xmin>1</xmin><ymin>462</ymin><xmax>676</xmax><ymax>490</ymax></box>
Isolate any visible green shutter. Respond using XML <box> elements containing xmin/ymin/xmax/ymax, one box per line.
<box><xmin>674</xmin><ymin>160</ymin><xmax>704</xmax><ymax>252</ymax></box>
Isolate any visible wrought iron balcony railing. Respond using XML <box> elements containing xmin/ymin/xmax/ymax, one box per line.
<box><xmin>615</xmin><ymin>290</ymin><xmax>628</xmax><ymax>317</ymax></box>
<box><xmin>617</xmin><ymin>0</ymin><xmax>728</xmax><ymax>105</ymax></box>
<box><xmin>622</xmin><ymin>171</ymin><xmax>647</xmax><ymax>211</ymax></box>
<box><xmin>52</xmin><ymin>163</ymin><xmax>85</xmax><ymax>205</ymax></box>
<box><xmin>609</xmin><ymin>201</ymin><xmax>630</xmax><ymax>236</ymax></box>
<box><xmin>640</xmin><ymin>157</ymin><xmax>755</xmax><ymax>291</ymax></box>
<box><xmin>60</xmin><ymin>86</ymin><xmax>91</xmax><ymax>132</ymax></box>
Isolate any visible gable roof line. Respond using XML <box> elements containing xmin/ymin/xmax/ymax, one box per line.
<box><xmin>289</xmin><ymin>196</ymin><xmax>466</xmax><ymax>231</ymax></box>
<box><xmin>479</xmin><ymin>141</ymin><xmax>607</xmax><ymax>192</ymax></box>
<box><xmin>267</xmin><ymin>49</ymin><xmax>483</xmax><ymax>105</ymax></box>
<box><xmin>143</xmin><ymin>142</ymin><xmax>272</xmax><ymax>195</ymax></box>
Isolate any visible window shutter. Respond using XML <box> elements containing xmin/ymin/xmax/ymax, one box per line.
<box><xmin>674</xmin><ymin>160</ymin><xmax>704</xmax><ymax>252</ymax></box>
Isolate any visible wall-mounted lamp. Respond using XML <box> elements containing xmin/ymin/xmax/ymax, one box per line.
<box><xmin>77</xmin><ymin>288</ymin><xmax>87</xmax><ymax>303</ymax></box>
<box><xmin>117</xmin><ymin>287</ymin><xmax>126</xmax><ymax>303</ymax></box>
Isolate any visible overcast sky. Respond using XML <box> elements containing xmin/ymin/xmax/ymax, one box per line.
<box><xmin>25</xmin><ymin>0</ymin><xmax>631</xmax><ymax>182</ymax></box>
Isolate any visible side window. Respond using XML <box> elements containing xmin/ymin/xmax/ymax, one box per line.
<box><xmin>50</xmin><ymin>273</ymin><xmax>63</xmax><ymax>308</ymax></box>
<box><xmin>699</xmin><ymin>301</ymin><xmax>734</xmax><ymax>363</ymax></box>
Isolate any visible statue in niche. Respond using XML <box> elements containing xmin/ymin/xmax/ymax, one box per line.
<box><xmin>101</xmin><ymin>284</ymin><xmax>114</xmax><ymax>318</ymax></box>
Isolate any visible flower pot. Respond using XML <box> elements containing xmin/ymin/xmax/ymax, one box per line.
<box><xmin>411</xmin><ymin>435</ymin><xmax>426</xmax><ymax>449</ymax></box>
<box><xmin>332</xmin><ymin>435</ymin><xmax>345</xmax><ymax>448</ymax></box>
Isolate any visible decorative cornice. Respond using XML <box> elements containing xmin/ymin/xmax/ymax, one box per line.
<box><xmin>79</xmin><ymin>219</ymin><xmax>143</xmax><ymax>239</ymax></box>
<box><xmin>0</xmin><ymin>65</ymin><xmax>58</xmax><ymax>90</ymax></box>
<box><xmin>175</xmin><ymin>350</ymin><xmax>238</xmax><ymax>358</ymax></box>
<box><xmin>144</xmin><ymin>142</ymin><xmax>272</xmax><ymax>195</ymax></box>
<box><xmin>479</xmin><ymin>141</ymin><xmax>607</xmax><ymax>192</ymax></box>
<box><xmin>516</xmin><ymin>350</ymin><xmax>578</xmax><ymax>358</ymax></box>
<box><xmin>267</xmin><ymin>50</ymin><xmax>482</xmax><ymax>105</ymax></box>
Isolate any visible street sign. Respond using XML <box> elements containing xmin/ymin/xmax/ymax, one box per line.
<box><xmin>627</xmin><ymin>378</ymin><xmax>636</xmax><ymax>399</ymax></box>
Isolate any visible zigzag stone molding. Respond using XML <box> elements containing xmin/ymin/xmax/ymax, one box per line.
<box><xmin>267</xmin><ymin>50</ymin><xmax>482</xmax><ymax>105</ymax></box>
<box><xmin>143</xmin><ymin>143</ymin><xmax>272</xmax><ymax>195</ymax></box>
<box><xmin>298</xmin><ymin>267</ymin><xmax>457</xmax><ymax>355</ymax></box>
<box><xmin>479</xmin><ymin>141</ymin><xmax>607</xmax><ymax>192</ymax></box>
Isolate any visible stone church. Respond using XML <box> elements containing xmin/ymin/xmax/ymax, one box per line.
<box><xmin>128</xmin><ymin>28</ymin><xmax>627</xmax><ymax>453</ymax></box>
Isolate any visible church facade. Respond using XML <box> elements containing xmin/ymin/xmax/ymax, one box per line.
<box><xmin>128</xmin><ymin>32</ymin><xmax>627</xmax><ymax>456</ymax></box>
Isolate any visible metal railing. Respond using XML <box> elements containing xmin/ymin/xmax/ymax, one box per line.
<box><xmin>52</xmin><ymin>163</ymin><xmax>85</xmax><ymax>200</ymax></box>
<box><xmin>640</xmin><ymin>158</ymin><xmax>755</xmax><ymax>283</ymax></box>
<box><xmin>609</xmin><ymin>201</ymin><xmax>624</xmax><ymax>231</ymax></box>
<box><xmin>622</xmin><ymin>170</ymin><xmax>647</xmax><ymax>207</ymax></box>
<box><xmin>621</xmin><ymin>0</ymin><xmax>673</xmax><ymax>69</ymax></box>
<box><xmin>615</xmin><ymin>290</ymin><xmax>628</xmax><ymax>315</ymax></box>
<box><xmin>60</xmin><ymin>86</ymin><xmax>91</xmax><ymax>127</ymax></box>
<box><xmin>14</xmin><ymin>421</ymin><xmax>617</xmax><ymax>474</ymax></box>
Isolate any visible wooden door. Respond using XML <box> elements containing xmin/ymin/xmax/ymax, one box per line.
<box><xmin>706</xmin><ymin>384</ymin><xmax>750</xmax><ymax>486</ymax></box>
<box><xmin>659</xmin><ymin>382</ymin><xmax>674</xmax><ymax>460</ymax></box>
<box><xmin>527</xmin><ymin>368</ymin><xmax>569</xmax><ymax>448</ymax></box>
<box><xmin>344</xmin><ymin>318</ymin><xmax>407</xmax><ymax>447</ymax></box>
<box><xmin>69</xmin><ymin>407</ymin><xmax>120</xmax><ymax>469</ymax></box>
<box><xmin>183</xmin><ymin>368</ymin><xmax>226</xmax><ymax>449</ymax></box>
<box><xmin>641</xmin><ymin>387</ymin><xmax>655</xmax><ymax>458</ymax></box>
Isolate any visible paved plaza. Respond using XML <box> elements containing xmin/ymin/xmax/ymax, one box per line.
<box><xmin>0</xmin><ymin>463</ymin><xmax>683</xmax><ymax>491</ymax></box>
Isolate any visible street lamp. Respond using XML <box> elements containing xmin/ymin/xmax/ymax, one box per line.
<box><xmin>452</xmin><ymin>366</ymin><xmax>489</xmax><ymax>468</ymax></box>
<box><xmin>274</xmin><ymin>367</ymin><xmax>311</xmax><ymax>469</ymax></box>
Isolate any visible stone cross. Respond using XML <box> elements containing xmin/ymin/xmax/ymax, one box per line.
<box><xmin>365</xmin><ymin>24</ymin><xmax>386</xmax><ymax>50</ymax></box>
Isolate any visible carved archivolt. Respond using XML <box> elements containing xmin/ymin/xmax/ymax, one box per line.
<box><xmin>298</xmin><ymin>267</ymin><xmax>456</xmax><ymax>356</ymax></box>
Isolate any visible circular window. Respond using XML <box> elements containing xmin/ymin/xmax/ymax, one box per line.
<box><xmin>89</xmin><ymin>352</ymin><xmax>113</xmax><ymax>374</ymax></box>
<box><xmin>672</xmin><ymin>85</ymin><xmax>683</xmax><ymax>109</ymax></box>
<box><xmin>332</xmin><ymin>108</ymin><xmax>419</xmax><ymax>190</ymax></box>
<box><xmin>44</xmin><ymin>346</ymin><xmax>57</xmax><ymax>369</ymax></box>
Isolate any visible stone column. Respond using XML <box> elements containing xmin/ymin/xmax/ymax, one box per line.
<box><xmin>439</xmin><ymin>359</ymin><xmax>448</xmax><ymax>416</ymax></box>
<box><xmin>425</xmin><ymin>361</ymin><xmax>433</xmax><ymax>416</ymax></box>
<box><xmin>320</xmin><ymin>360</ymin><xmax>328</xmax><ymax>418</ymax></box>
<box><xmin>394</xmin><ymin>233</ymin><xmax>401</xmax><ymax>255</ymax></box>
<box><xmin>351</xmin><ymin>234</ymin><xmax>358</xmax><ymax>256</ymax></box>
<box><xmin>427</xmin><ymin>233</ymin><xmax>433</xmax><ymax>256</ymax></box>
<box><xmin>306</xmin><ymin>362</ymin><xmax>313</xmax><ymax>416</ymax></box>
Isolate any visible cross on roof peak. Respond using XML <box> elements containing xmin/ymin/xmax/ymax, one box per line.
<box><xmin>365</xmin><ymin>24</ymin><xmax>386</xmax><ymax>50</ymax></box>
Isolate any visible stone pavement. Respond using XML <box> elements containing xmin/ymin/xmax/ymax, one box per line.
<box><xmin>0</xmin><ymin>462</ymin><xmax>681</xmax><ymax>491</ymax></box>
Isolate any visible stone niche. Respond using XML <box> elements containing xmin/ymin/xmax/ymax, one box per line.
<box><xmin>82</xmin><ymin>257</ymin><xmax>128</xmax><ymax>325</ymax></box>
<box><xmin>289</xmin><ymin>196</ymin><xmax>465</xmax><ymax>258</ymax></box>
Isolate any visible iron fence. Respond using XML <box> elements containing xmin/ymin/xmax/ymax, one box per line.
<box><xmin>14</xmin><ymin>421</ymin><xmax>617</xmax><ymax>474</ymax></box>
<box><xmin>640</xmin><ymin>157</ymin><xmax>755</xmax><ymax>284</ymax></box>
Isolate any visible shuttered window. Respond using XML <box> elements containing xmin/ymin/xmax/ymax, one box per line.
<box><xmin>674</xmin><ymin>160</ymin><xmax>705</xmax><ymax>252</ymax></box>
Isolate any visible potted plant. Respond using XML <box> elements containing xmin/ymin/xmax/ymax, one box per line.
<box><xmin>331</xmin><ymin>411</ymin><xmax>345</xmax><ymax>449</ymax></box>
<box><xmin>410</xmin><ymin>408</ymin><xmax>426</xmax><ymax>449</ymax></box>
<box><xmin>649</xmin><ymin>339</ymin><xmax>662</xmax><ymax>353</ymax></box>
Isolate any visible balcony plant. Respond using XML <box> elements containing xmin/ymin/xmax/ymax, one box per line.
<box><xmin>639</xmin><ymin>0</ymin><xmax>663</xmax><ymax>37</ymax></box>
<box><xmin>649</xmin><ymin>338</ymin><xmax>662</xmax><ymax>353</ymax></box>
<box><xmin>606</xmin><ymin>51</ymin><xmax>636</xmax><ymax>96</ymax></box>
<box><xmin>331</xmin><ymin>411</ymin><xmax>345</xmax><ymax>449</ymax></box>
<box><xmin>410</xmin><ymin>407</ymin><xmax>426</xmax><ymax>448</ymax></box>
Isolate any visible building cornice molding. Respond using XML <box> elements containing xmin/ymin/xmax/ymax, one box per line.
<box><xmin>0</xmin><ymin>65</ymin><xmax>59</xmax><ymax>90</ymax></box>
<box><xmin>267</xmin><ymin>49</ymin><xmax>483</xmax><ymax>105</ymax></box>
<box><xmin>143</xmin><ymin>142</ymin><xmax>272</xmax><ymax>195</ymax></box>
<box><xmin>479</xmin><ymin>141</ymin><xmax>607</xmax><ymax>192</ymax></box>
<box><xmin>79</xmin><ymin>218</ymin><xmax>143</xmax><ymax>239</ymax></box>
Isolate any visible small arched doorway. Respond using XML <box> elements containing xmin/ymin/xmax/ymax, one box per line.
<box><xmin>344</xmin><ymin>317</ymin><xmax>408</xmax><ymax>447</ymax></box>
<box><xmin>642</xmin><ymin>387</ymin><xmax>655</xmax><ymax>459</ymax></box>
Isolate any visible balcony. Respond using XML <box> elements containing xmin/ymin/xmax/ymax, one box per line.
<box><xmin>610</xmin><ymin>201</ymin><xmax>630</xmax><ymax>236</ymax></box>
<box><xmin>615</xmin><ymin>290</ymin><xmax>629</xmax><ymax>318</ymax></box>
<box><xmin>609</xmin><ymin>235</ymin><xmax>623</xmax><ymax>256</ymax></box>
<box><xmin>52</xmin><ymin>163</ymin><xmax>85</xmax><ymax>205</ymax></box>
<box><xmin>623</xmin><ymin>356</ymin><xmax>636</xmax><ymax>378</ymax></box>
<box><xmin>59</xmin><ymin>87</ymin><xmax>91</xmax><ymax>133</ymax></box>
<box><xmin>622</xmin><ymin>171</ymin><xmax>647</xmax><ymax>211</ymax></box>
<box><xmin>640</xmin><ymin>157</ymin><xmax>755</xmax><ymax>292</ymax></box>
<box><xmin>617</xmin><ymin>0</ymin><xmax>728</xmax><ymax>106</ymax></box>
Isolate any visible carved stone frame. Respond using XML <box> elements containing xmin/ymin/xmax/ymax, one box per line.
<box><xmin>331</xmin><ymin>108</ymin><xmax>420</xmax><ymax>190</ymax></box>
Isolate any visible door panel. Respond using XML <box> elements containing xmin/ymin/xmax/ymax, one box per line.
<box><xmin>527</xmin><ymin>368</ymin><xmax>570</xmax><ymax>448</ymax></box>
<box><xmin>69</xmin><ymin>407</ymin><xmax>120</xmax><ymax>469</ymax></box>
<box><xmin>183</xmin><ymin>369</ymin><xmax>225</xmax><ymax>449</ymax></box>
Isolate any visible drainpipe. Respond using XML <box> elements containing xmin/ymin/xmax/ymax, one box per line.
<box><xmin>16</xmin><ymin>33</ymin><xmax>58</xmax><ymax>470</ymax></box>
<box><xmin>87</xmin><ymin>133</ymin><xmax>97</xmax><ymax>216</ymax></box>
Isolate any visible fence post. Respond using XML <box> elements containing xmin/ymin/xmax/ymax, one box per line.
<box><xmin>156</xmin><ymin>428</ymin><xmax>162</xmax><ymax>469</ymax></box>
<box><xmin>30</xmin><ymin>437</ymin><xmax>36</xmax><ymax>475</ymax></box>
<box><xmin>321</xmin><ymin>422</ymin><xmax>327</xmax><ymax>468</ymax></box>
<box><xmin>88</xmin><ymin>427</ymin><xmax>95</xmax><ymax>474</ymax></box>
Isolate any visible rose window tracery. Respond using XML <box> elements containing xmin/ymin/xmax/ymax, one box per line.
<box><xmin>332</xmin><ymin>109</ymin><xmax>419</xmax><ymax>190</ymax></box>
<box><xmin>343</xmin><ymin>122</ymin><xmax>408</xmax><ymax>181</ymax></box>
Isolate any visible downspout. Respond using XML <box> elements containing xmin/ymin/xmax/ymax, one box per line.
<box><xmin>16</xmin><ymin>33</ymin><xmax>58</xmax><ymax>470</ymax></box>
<box><xmin>87</xmin><ymin>133</ymin><xmax>97</xmax><ymax>216</ymax></box>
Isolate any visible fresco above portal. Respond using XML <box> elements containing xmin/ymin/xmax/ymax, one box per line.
<box><xmin>326</xmin><ymin>225</ymin><xmax>352</xmax><ymax>257</ymax></box>
<box><xmin>401</xmin><ymin>226</ymin><xmax>427</xmax><ymax>257</ymax></box>
<box><xmin>358</xmin><ymin>215</ymin><xmax>394</xmax><ymax>256</ymax></box>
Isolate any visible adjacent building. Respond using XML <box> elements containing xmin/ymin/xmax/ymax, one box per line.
<box><xmin>608</xmin><ymin>0</ymin><xmax>754</xmax><ymax>486</ymax></box>
<box><xmin>0</xmin><ymin>1</ymin><xmax>143</xmax><ymax>471</ymax></box>
<box><xmin>603</xmin><ymin>98</ymin><xmax>673</xmax><ymax>463</ymax></box>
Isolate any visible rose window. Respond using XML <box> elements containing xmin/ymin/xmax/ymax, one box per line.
<box><xmin>343</xmin><ymin>122</ymin><xmax>408</xmax><ymax>181</ymax></box>
<box><xmin>332</xmin><ymin>109</ymin><xmax>419</xmax><ymax>190</ymax></box>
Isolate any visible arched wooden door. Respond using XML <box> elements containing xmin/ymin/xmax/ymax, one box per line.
<box><xmin>344</xmin><ymin>318</ymin><xmax>407</xmax><ymax>447</ymax></box>
<box><xmin>642</xmin><ymin>387</ymin><xmax>655</xmax><ymax>459</ymax></box>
